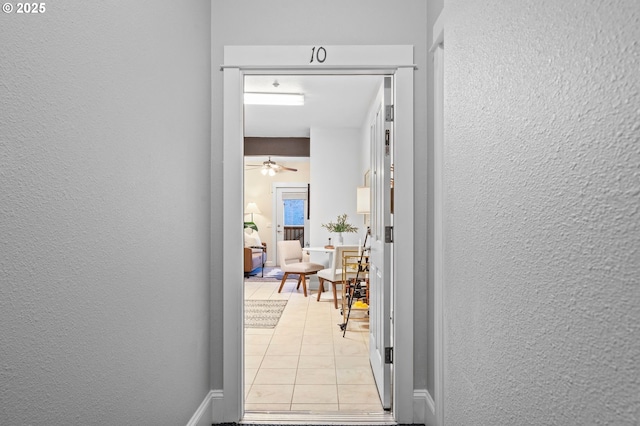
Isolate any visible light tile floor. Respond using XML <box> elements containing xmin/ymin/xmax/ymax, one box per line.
<box><xmin>244</xmin><ymin>277</ymin><xmax>383</xmax><ymax>413</ymax></box>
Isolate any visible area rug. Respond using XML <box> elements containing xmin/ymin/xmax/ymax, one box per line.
<box><xmin>244</xmin><ymin>299</ymin><xmax>288</xmax><ymax>328</ymax></box>
<box><xmin>245</xmin><ymin>268</ymin><xmax>285</xmax><ymax>282</ymax></box>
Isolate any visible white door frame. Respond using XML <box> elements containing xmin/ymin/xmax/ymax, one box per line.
<box><xmin>222</xmin><ymin>45</ymin><xmax>415</xmax><ymax>424</ymax></box>
<box><xmin>431</xmin><ymin>10</ymin><xmax>446</xmax><ymax>426</ymax></box>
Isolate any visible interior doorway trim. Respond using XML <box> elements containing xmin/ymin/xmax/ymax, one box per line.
<box><xmin>432</xmin><ymin>10</ymin><xmax>446</xmax><ymax>426</ymax></box>
<box><xmin>222</xmin><ymin>45</ymin><xmax>415</xmax><ymax>424</ymax></box>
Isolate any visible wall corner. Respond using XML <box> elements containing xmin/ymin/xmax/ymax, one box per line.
<box><xmin>414</xmin><ymin>389</ymin><xmax>436</xmax><ymax>425</ymax></box>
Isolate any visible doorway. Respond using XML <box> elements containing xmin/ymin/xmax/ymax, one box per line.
<box><xmin>243</xmin><ymin>74</ymin><xmax>387</xmax><ymax>416</ymax></box>
<box><xmin>274</xmin><ymin>184</ymin><xmax>309</xmax><ymax>257</ymax></box>
<box><xmin>222</xmin><ymin>45</ymin><xmax>415</xmax><ymax>424</ymax></box>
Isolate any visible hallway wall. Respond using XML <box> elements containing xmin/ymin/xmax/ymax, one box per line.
<box><xmin>210</xmin><ymin>0</ymin><xmax>430</xmax><ymax>401</ymax></box>
<box><xmin>444</xmin><ymin>1</ymin><xmax>640</xmax><ymax>424</ymax></box>
<box><xmin>0</xmin><ymin>1</ymin><xmax>211</xmax><ymax>425</ymax></box>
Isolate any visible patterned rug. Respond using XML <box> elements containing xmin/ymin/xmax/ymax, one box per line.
<box><xmin>244</xmin><ymin>299</ymin><xmax>288</xmax><ymax>328</ymax></box>
<box><xmin>245</xmin><ymin>268</ymin><xmax>285</xmax><ymax>282</ymax></box>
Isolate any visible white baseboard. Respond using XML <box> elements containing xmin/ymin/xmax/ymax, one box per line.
<box><xmin>414</xmin><ymin>389</ymin><xmax>436</xmax><ymax>426</ymax></box>
<box><xmin>186</xmin><ymin>390</ymin><xmax>223</xmax><ymax>426</ymax></box>
<box><xmin>210</xmin><ymin>390</ymin><xmax>224</xmax><ymax>423</ymax></box>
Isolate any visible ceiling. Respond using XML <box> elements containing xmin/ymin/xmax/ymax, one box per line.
<box><xmin>243</xmin><ymin>75</ymin><xmax>383</xmax><ymax>139</ymax></box>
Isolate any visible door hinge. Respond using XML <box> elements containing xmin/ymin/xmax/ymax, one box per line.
<box><xmin>385</xmin><ymin>347</ymin><xmax>393</xmax><ymax>364</ymax></box>
<box><xmin>385</xmin><ymin>226</ymin><xmax>393</xmax><ymax>243</ymax></box>
<box><xmin>385</xmin><ymin>105</ymin><xmax>394</xmax><ymax>122</ymax></box>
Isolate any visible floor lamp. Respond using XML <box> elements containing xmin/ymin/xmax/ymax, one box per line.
<box><xmin>245</xmin><ymin>202</ymin><xmax>262</xmax><ymax>230</ymax></box>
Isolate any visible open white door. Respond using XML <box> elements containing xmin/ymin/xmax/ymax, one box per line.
<box><xmin>368</xmin><ymin>76</ymin><xmax>393</xmax><ymax>410</ymax></box>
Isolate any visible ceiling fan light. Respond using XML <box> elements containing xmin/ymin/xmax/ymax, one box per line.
<box><xmin>268</xmin><ymin>168</ymin><xmax>276</xmax><ymax>176</ymax></box>
<box><xmin>260</xmin><ymin>167</ymin><xmax>268</xmax><ymax>175</ymax></box>
<box><xmin>244</xmin><ymin>92</ymin><xmax>304</xmax><ymax>106</ymax></box>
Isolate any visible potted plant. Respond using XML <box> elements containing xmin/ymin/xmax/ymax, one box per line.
<box><xmin>244</xmin><ymin>221</ymin><xmax>258</xmax><ymax>231</ymax></box>
<box><xmin>321</xmin><ymin>213</ymin><xmax>358</xmax><ymax>245</ymax></box>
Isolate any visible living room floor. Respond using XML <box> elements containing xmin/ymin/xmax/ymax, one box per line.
<box><xmin>244</xmin><ymin>277</ymin><xmax>383</xmax><ymax>413</ymax></box>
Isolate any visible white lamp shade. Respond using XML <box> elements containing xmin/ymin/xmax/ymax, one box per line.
<box><xmin>356</xmin><ymin>187</ymin><xmax>370</xmax><ymax>214</ymax></box>
<box><xmin>245</xmin><ymin>202</ymin><xmax>262</xmax><ymax>215</ymax></box>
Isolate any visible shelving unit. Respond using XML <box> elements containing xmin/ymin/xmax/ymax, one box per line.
<box><xmin>340</xmin><ymin>249</ymin><xmax>370</xmax><ymax>328</ymax></box>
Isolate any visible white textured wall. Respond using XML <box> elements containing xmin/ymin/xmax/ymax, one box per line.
<box><xmin>445</xmin><ymin>1</ymin><xmax>640</xmax><ymax>424</ymax></box>
<box><xmin>211</xmin><ymin>0</ymin><xmax>429</xmax><ymax>392</ymax></box>
<box><xmin>0</xmin><ymin>1</ymin><xmax>211</xmax><ymax>425</ymax></box>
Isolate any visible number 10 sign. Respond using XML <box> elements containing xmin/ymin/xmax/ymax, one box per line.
<box><xmin>223</xmin><ymin>45</ymin><xmax>413</xmax><ymax>68</ymax></box>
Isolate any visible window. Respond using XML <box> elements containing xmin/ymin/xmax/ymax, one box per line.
<box><xmin>283</xmin><ymin>199</ymin><xmax>305</xmax><ymax>226</ymax></box>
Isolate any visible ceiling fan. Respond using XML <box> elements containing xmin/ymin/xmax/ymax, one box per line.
<box><xmin>245</xmin><ymin>157</ymin><xmax>298</xmax><ymax>176</ymax></box>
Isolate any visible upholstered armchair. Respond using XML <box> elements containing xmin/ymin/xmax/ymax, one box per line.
<box><xmin>276</xmin><ymin>240</ymin><xmax>324</xmax><ymax>297</ymax></box>
<box><xmin>244</xmin><ymin>228</ymin><xmax>266</xmax><ymax>277</ymax></box>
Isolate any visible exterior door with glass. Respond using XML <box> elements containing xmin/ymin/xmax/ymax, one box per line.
<box><xmin>274</xmin><ymin>184</ymin><xmax>309</xmax><ymax>264</ymax></box>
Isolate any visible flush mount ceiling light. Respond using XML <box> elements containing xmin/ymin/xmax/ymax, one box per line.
<box><xmin>244</xmin><ymin>92</ymin><xmax>304</xmax><ymax>106</ymax></box>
